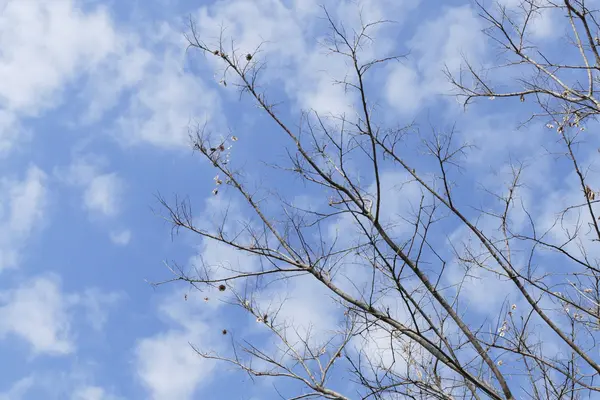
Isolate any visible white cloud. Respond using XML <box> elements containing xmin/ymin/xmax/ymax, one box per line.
<box><xmin>0</xmin><ymin>275</ymin><xmax>121</xmax><ymax>356</ymax></box>
<box><xmin>0</xmin><ymin>0</ymin><xmax>121</xmax><ymax>153</ymax></box>
<box><xmin>136</xmin><ymin>330</ymin><xmax>212</xmax><ymax>400</ymax></box>
<box><xmin>384</xmin><ymin>65</ymin><xmax>424</xmax><ymax>115</ymax></box>
<box><xmin>254</xmin><ymin>274</ymin><xmax>341</xmax><ymax>349</ymax></box>
<box><xmin>83</xmin><ymin>173</ymin><xmax>123</xmax><ymax>217</ymax></box>
<box><xmin>134</xmin><ymin>291</ymin><xmax>222</xmax><ymax>400</ymax></box>
<box><xmin>386</xmin><ymin>5</ymin><xmax>486</xmax><ymax>116</ymax></box>
<box><xmin>350</xmin><ymin>325</ymin><xmax>413</xmax><ymax>378</ymax></box>
<box><xmin>79</xmin><ymin>46</ymin><xmax>152</xmax><ymax>126</ymax></box>
<box><xmin>71</xmin><ymin>385</ymin><xmax>120</xmax><ymax>400</ymax></box>
<box><xmin>75</xmin><ymin>19</ymin><xmax>223</xmax><ymax>149</ymax></box>
<box><xmin>411</xmin><ymin>5</ymin><xmax>486</xmax><ymax>75</ymax></box>
<box><xmin>0</xmin><ymin>165</ymin><xmax>47</xmax><ymax>271</ymax></box>
<box><xmin>0</xmin><ymin>111</ymin><xmax>21</xmax><ymax>154</ymax></box>
<box><xmin>76</xmin><ymin>289</ymin><xmax>122</xmax><ymax>332</ymax></box>
<box><xmin>0</xmin><ymin>1</ymin><xmax>117</xmax><ymax>113</ymax></box>
<box><xmin>0</xmin><ymin>370</ymin><xmax>122</xmax><ymax>400</ymax></box>
<box><xmin>326</xmin><ymin>169</ymin><xmax>422</xmax><ymax>250</ymax></box>
<box><xmin>0</xmin><ymin>0</ymin><xmax>209</xmax><ymax>152</ymax></box>
<box><xmin>5</xmin><ymin>166</ymin><xmax>47</xmax><ymax>236</ymax></box>
<box><xmin>496</xmin><ymin>0</ymin><xmax>562</xmax><ymax>40</ymax></box>
<box><xmin>57</xmin><ymin>156</ymin><xmax>124</xmax><ymax>218</ymax></box>
<box><xmin>0</xmin><ymin>276</ymin><xmax>74</xmax><ymax>355</ymax></box>
<box><xmin>195</xmin><ymin>0</ymin><xmax>420</xmax><ymax>118</ymax></box>
<box><xmin>529</xmin><ymin>8</ymin><xmax>560</xmax><ymax>39</ymax></box>
<box><xmin>0</xmin><ymin>376</ymin><xmax>34</xmax><ymax>400</ymax></box>
<box><xmin>109</xmin><ymin>229</ymin><xmax>132</xmax><ymax>246</ymax></box>
<box><xmin>116</xmin><ymin>59</ymin><xmax>220</xmax><ymax>148</ymax></box>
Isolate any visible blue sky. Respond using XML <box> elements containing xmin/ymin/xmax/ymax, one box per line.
<box><xmin>2</xmin><ymin>0</ymin><xmax>600</xmax><ymax>399</ymax></box>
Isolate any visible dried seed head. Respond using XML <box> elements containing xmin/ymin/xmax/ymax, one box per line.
<box><xmin>222</xmin><ymin>329</ymin><xmax>227</xmax><ymax>335</ymax></box>
<box><xmin>246</xmin><ymin>53</ymin><xmax>252</xmax><ymax>61</ymax></box>
<box><xmin>585</xmin><ymin>185</ymin><xmax>595</xmax><ymax>201</ymax></box>
<box><xmin>218</xmin><ymin>284</ymin><xmax>226</xmax><ymax>292</ymax></box>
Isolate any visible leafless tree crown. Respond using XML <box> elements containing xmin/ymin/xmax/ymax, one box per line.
<box><xmin>156</xmin><ymin>2</ymin><xmax>600</xmax><ymax>399</ymax></box>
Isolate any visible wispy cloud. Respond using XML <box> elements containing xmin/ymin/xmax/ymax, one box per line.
<box><xmin>0</xmin><ymin>166</ymin><xmax>47</xmax><ymax>271</ymax></box>
<box><xmin>0</xmin><ymin>275</ymin><xmax>74</xmax><ymax>355</ymax></box>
